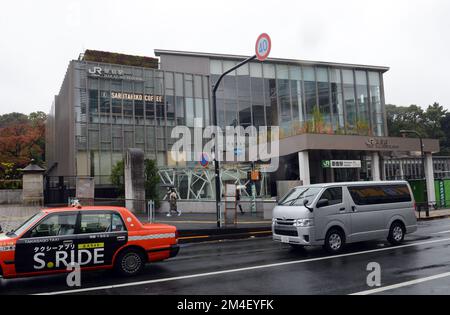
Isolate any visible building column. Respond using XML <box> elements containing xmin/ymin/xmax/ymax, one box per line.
<box><xmin>424</xmin><ymin>153</ymin><xmax>436</xmax><ymax>207</ymax></box>
<box><xmin>298</xmin><ymin>151</ymin><xmax>310</xmax><ymax>186</ymax></box>
<box><xmin>380</xmin><ymin>155</ymin><xmax>387</xmax><ymax>180</ymax></box>
<box><xmin>371</xmin><ymin>152</ymin><xmax>381</xmax><ymax>181</ymax></box>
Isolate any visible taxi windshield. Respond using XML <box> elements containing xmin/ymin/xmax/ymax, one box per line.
<box><xmin>278</xmin><ymin>187</ymin><xmax>322</xmax><ymax>206</ymax></box>
<box><xmin>9</xmin><ymin>211</ymin><xmax>45</xmax><ymax>237</ymax></box>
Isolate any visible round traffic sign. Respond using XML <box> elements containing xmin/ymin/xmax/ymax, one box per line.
<box><xmin>255</xmin><ymin>33</ymin><xmax>271</xmax><ymax>61</ymax></box>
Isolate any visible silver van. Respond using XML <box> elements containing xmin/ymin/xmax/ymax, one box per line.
<box><xmin>272</xmin><ymin>181</ymin><xmax>417</xmax><ymax>253</ymax></box>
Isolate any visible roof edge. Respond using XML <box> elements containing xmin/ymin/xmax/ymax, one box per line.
<box><xmin>154</xmin><ymin>49</ymin><xmax>390</xmax><ymax>72</ymax></box>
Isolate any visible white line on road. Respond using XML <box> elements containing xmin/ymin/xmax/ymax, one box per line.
<box><xmin>350</xmin><ymin>272</ymin><xmax>450</xmax><ymax>295</ymax></box>
<box><xmin>35</xmin><ymin>236</ymin><xmax>450</xmax><ymax>295</ymax></box>
<box><xmin>431</xmin><ymin>230</ymin><xmax>450</xmax><ymax>235</ymax></box>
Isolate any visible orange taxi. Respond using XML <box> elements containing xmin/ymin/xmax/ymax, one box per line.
<box><xmin>0</xmin><ymin>206</ymin><xmax>179</xmax><ymax>279</ymax></box>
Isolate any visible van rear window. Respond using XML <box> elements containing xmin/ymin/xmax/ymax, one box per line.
<box><xmin>348</xmin><ymin>185</ymin><xmax>412</xmax><ymax>205</ymax></box>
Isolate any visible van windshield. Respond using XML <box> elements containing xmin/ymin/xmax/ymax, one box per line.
<box><xmin>278</xmin><ymin>187</ymin><xmax>322</xmax><ymax>206</ymax></box>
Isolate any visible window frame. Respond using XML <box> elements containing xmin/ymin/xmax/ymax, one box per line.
<box><xmin>22</xmin><ymin>211</ymin><xmax>80</xmax><ymax>239</ymax></box>
<box><xmin>318</xmin><ymin>187</ymin><xmax>344</xmax><ymax>207</ymax></box>
<box><xmin>348</xmin><ymin>185</ymin><xmax>412</xmax><ymax>206</ymax></box>
<box><xmin>78</xmin><ymin>211</ymin><xmax>128</xmax><ymax>235</ymax></box>
<box><xmin>21</xmin><ymin>210</ymin><xmax>128</xmax><ymax>239</ymax></box>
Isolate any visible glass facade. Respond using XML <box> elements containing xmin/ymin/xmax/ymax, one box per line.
<box><xmin>63</xmin><ymin>53</ymin><xmax>387</xmax><ymax>191</ymax></box>
<box><xmin>210</xmin><ymin>59</ymin><xmax>386</xmax><ymax>138</ymax></box>
<box><xmin>76</xmin><ymin>62</ymin><xmax>210</xmax><ymax>183</ymax></box>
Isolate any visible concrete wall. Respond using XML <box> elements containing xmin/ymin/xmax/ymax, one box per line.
<box><xmin>22</xmin><ymin>173</ymin><xmax>44</xmax><ymax>206</ymax></box>
<box><xmin>0</xmin><ymin>190</ymin><xmax>23</xmax><ymax>205</ymax></box>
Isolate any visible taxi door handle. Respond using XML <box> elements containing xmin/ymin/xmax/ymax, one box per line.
<box><xmin>63</xmin><ymin>240</ymin><xmax>73</xmax><ymax>244</ymax></box>
<box><xmin>339</xmin><ymin>207</ymin><xmax>346</xmax><ymax>212</ymax></box>
<box><xmin>117</xmin><ymin>236</ymin><xmax>126</xmax><ymax>241</ymax></box>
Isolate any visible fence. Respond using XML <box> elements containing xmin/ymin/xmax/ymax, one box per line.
<box><xmin>0</xmin><ymin>180</ymin><xmax>22</xmax><ymax>190</ymax></box>
<box><xmin>67</xmin><ymin>197</ymin><xmax>156</xmax><ymax>223</ymax></box>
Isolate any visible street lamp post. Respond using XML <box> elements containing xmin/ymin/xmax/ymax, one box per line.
<box><xmin>400</xmin><ymin>130</ymin><xmax>429</xmax><ymax>217</ymax></box>
<box><xmin>212</xmin><ymin>55</ymin><xmax>257</xmax><ymax>228</ymax></box>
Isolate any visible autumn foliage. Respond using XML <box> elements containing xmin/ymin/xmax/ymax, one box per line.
<box><xmin>0</xmin><ymin>112</ymin><xmax>46</xmax><ymax>179</ymax></box>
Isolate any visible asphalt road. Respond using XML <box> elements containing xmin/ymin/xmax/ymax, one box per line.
<box><xmin>3</xmin><ymin>218</ymin><xmax>450</xmax><ymax>295</ymax></box>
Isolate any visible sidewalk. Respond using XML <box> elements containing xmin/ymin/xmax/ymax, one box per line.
<box><xmin>416</xmin><ymin>209</ymin><xmax>450</xmax><ymax>221</ymax></box>
<box><xmin>137</xmin><ymin>211</ymin><xmax>273</xmax><ymax>243</ymax></box>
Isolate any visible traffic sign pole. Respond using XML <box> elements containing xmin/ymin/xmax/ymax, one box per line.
<box><xmin>212</xmin><ymin>34</ymin><xmax>271</xmax><ymax>228</ymax></box>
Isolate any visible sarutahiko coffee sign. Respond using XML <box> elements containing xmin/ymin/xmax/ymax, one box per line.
<box><xmin>110</xmin><ymin>92</ymin><xmax>163</xmax><ymax>102</ymax></box>
<box><xmin>365</xmin><ymin>138</ymin><xmax>400</xmax><ymax>150</ymax></box>
<box><xmin>87</xmin><ymin>66</ymin><xmax>144</xmax><ymax>81</ymax></box>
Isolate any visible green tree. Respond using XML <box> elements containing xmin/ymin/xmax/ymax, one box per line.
<box><xmin>110</xmin><ymin>159</ymin><xmax>161</xmax><ymax>208</ymax></box>
<box><xmin>144</xmin><ymin>159</ymin><xmax>161</xmax><ymax>209</ymax></box>
<box><xmin>386</xmin><ymin>103</ymin><xmax>450</xmax><ymax>156</ymax></box>
<box><xmin>110</xmin><ymin>160</ymin><xmax>125</xmax><ymax>197</ymax></box>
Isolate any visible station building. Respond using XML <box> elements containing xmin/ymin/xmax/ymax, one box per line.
<box><xmin>46</xmin><ymin>49</ymin><xmax>440</xmax><ymax>203</ymax></box>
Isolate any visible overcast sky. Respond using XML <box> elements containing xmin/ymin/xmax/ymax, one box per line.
<box><xmin>1</xmin><ymin>0</ymin><xmax>449</xmax><ymax>115</ymax></box>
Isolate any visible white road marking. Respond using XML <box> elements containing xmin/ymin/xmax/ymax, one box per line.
<box><xmin>350</xmin><ymin>272</ymin><xmax>450</xmax><ymax>295</ymax></box>
<box><xmin>431</xmin><ymin>230</ymin><xmax>450</xmax><ymax>235</ymax></box>
<box><xmin>34</xmin><ymin>236</ymin><xmax>450</xmax><ymax>295</ymax></box>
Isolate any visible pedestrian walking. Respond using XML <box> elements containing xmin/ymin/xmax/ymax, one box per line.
<box><xmin>167</xmin><ymin>188</ymin><xmax>181</xmax><ymax>217</ymax></box>
<box><xmin>236</xmin><ymin>188</ymin><xmax>244</xmax><ymax>215</ymax></box>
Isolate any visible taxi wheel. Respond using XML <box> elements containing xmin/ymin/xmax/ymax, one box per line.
<box><xmin>115</xmin><ymin>248</ymin><xmax>146</xmax><ymax>277</ymax></box>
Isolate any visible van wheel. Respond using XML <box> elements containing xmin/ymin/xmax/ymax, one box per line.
<box><xmin>324</xmin><ymin>229</ymin><xmax>345</xmax><ymax>254</ymax></box>
<box><xmin>115</xmin><ymin>248</ymin><xmax>146</xmax><ymax>277</ymax></box>
<box><xmin>388</xmin><ymin>222</ymin><xmax>405</xmax><ymax>245</ymax></box>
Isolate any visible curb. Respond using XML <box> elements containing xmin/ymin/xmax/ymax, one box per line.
<box><xmin>417</xmin><ymin>215</ymin><xmax>450</xmax><ymax>222</ymax></box>
<box><xmin>178</xmin><ymin>226</ymin><xmax>272</xmax><ymax>243</ymax></box>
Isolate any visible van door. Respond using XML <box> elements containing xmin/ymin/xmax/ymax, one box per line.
<box><xmin>314</xmin><ymin>187</ymin><xmax>350</xmax><ymax>242</ymax></box>
<box><xmin>347</xmin><ymin>186</ymin><xmax>386</xmax><ymax>242</ymax></box>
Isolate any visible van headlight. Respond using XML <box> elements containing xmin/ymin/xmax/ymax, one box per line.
<box><xmin>293</xmin><ymin>219</ymin><xmax>314</xmax><ymax>227</ymax></box>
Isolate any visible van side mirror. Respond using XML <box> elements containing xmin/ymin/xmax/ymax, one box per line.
<box><xmin>303</xmin><ymin>199</ymin><xmax>313</xmax><ymax>213</ymax></box>
<box><xmin>316</xmin><ymin>199</ymin><xmax>329</xmax><ymax>208</ymax></box>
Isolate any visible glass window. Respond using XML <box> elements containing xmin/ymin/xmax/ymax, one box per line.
<box><xmin>175</xmin><ymin>73</ymin><xmax>184</xmax><ymax>97</ymax></box>
<box><xmin>225</xmin><ymin>99</ymin><xmax>238</xmax><ymax>126</ymax></box>
<box><xmin>210</xmin><ymin>60</ymin><xmax>222</xmax><ymax>75</ymax></box>
<box><xmin>79</xmin><ymin>213</ymin><xmax>112</xmax><ymax>234</ymax></box>
<box><xmin>320</xmin><ymin>187</ymin><xmax>343</xmax><ymax>206</ymax></box>
<box><xmin>14</xmin><ymin>212</ymin><xmax>45</xmax><ymax>237</ymax></box>
<box><xmin>263</xmin><ymin>63</ymin><xmax>275</xmax><ymax>79</ymax></box>
<box><xmin>369</xmin><ymin>72</ymin><xmax>384</xmax><ymax>136</ymax></box>
<box><xmin>303</xmin><ymin>66</ymin><xmax>316</xmax><ymax>122</ymax></box>
<box><xmin>89</xmin><ymin>90</ymin><xmax>98</xmax><ymax>114</ymax></box>
<box><xmin>330</xmin><ymin>69</ymin><xmax>344</xmax><ymax>131</ymax></box>
<box><xmin>111</xmin><ymin>213</ymin><xmax>126</xmax><ymax>232</ymax></box>
<box><xmin>348</xmin><ymin>185</ymin><xmax>412</xmax><ymax>206</ymax></box>
<box><xmin>186</xmin><ymin>98</ymin><xmax>194</xmax><ymax>127</ymax></box>
<box><xmin>165</xmin><ymin>72</ymin><xmax>174</xmax><ymax>89</ymax></box>
<box><xmin>250</xmin><ymin>62</ymin><xmax>262</xmax><ymax>78</ymax></box>
<box><xmin>176</xmin><ymin>96</ymin><xmax>185</xmax><ymax>125</ymax></box>
<box><xmin>223</xmin><ymin>61</ymin><xmax>237</xmax><ymax>75</ymax></box>
<box><xmin>342</xmin><ymin>69</ymin><xmax>356</xmax><ymax>134</ymax></box>
<box><xmin>99</xmin><ymin>91</ymin><xmax>110</xmax><ymax>116</ymax></box>
<box><xmin>264</xmin><ymin>71</ymin><xmax>278</xmax><ymax>126</ymax></box>
<box><xmin>194</xmin><ymin>75</ymin><xmax>202</xmax><ymax>98</ymax></box>
<box><xmin>237</xmin><ymin>63</ymin><xmax>249</xmax><ymax>76</ymax></box>
<box><xmin>317</xmin><ymin>68</ymin><xmax>331</xmax><ymax>129</ymax></box>
<box><xmin>224</xmin><ymin>76</ymin><xmax>237</xmax><ymax>99</ymax></box>
<box><xmin>278</xmin><ymin>187</ymin><xmax>322</xmax><ymax>206</ymax></box>
<box><xmin>29</xmin><ymin>213</ymin><xmax>77</xmax><ymax>238</ymax></box>
<box><xmin>289</xmin><ymin>66</ymin><xmax>303</xmax><ymax>125</ymax></box>
<box><xmin>355</xmin><ymin>70</ymin><xmax>370</xmax><ymax>135</ymax></box>
<box><xmin>195</xmin><ymin>98</ymin><xmax>203</xmax><ymax>121</ymax></box>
